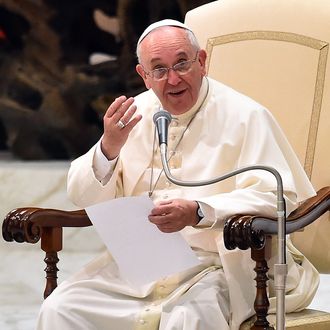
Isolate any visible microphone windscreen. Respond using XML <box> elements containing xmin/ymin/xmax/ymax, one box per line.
<box><xmin>153</xmin><ymin>110</ymin><xmax>172</xmax><ymax>124</ymax></box>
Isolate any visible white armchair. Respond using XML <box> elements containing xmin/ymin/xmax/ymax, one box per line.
<box><xmin>185</xmin><ymin>0</ymin><xmax>330</xmax><ymax>329</ymax></box>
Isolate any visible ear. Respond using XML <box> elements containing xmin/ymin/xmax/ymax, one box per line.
<box><xmin>136</xmin><ymin>64</ymin><xmax>151</xmax><ymax>89</ymax></box>
<box><xmin>198</xmin><ymin>49</ymin><xmax>207</xmax><ymax>76</ymax></box>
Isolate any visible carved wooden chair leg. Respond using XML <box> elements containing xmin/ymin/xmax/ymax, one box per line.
<box><xmin>251</xmin><ymin>239</ymin><xmax>274</xmax><ymax>330</ymax></box>
<box><xmin>40</xmin><ymin>227</ymin><xmax>62</xmax><ymax>299</ymax></box>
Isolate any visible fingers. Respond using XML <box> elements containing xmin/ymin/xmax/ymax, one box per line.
<box><xmin>105</xmin><ymin>96</ymin><xmax>134</xmax><ymax>122</ymax></box>
<box><xmin>120</xmin><ymin>105</ymin><xmax>142</xmax><ymax>131</ymax></box>
<box><xmin>149</xmin><ymin>203</ymin><xmax>172</xmax><ymax>216</ymax></box>
<box><xmin>112</xmin><ymin>100</ymin><xmax>136</xmax><ymax>127</ymax></box>
<box><xmin>104</xmin><ymin>96</ymin><xmax>142</xmax><ymax>132</ymax></box>
<box><xmin>149</xmin><ymin>199</ymin><xmax>198</xmax><ymax>233</ymax></box>
<box><xmin>149</xmin><ymin>214</ymin><xmax>176</xmax><ymax>233</ymax></box>
<box><xmin>104</xmin><ymin>96</ymin><xmax>129</xmax><ymax>118</ymax></box>
<box><xmin>149</xmin><ymin>203</ymin><xmax>178</xmax><ymax>233</ymax></box>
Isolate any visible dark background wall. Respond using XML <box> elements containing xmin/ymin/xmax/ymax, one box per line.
<box><xmin>0</xmin><ymin>0</ymin><xmax>212</xmax><ymax>160</ymax></box>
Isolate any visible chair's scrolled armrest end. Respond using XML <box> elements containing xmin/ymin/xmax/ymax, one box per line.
<box><xmin>2</xmin><ymin>207</ymin><xmax>42</xmax><ymax>244</ymax></box>
<box><xmin>223</xmin><ymin>214</ymin><xmax>266</xmax><ymax>250</ymax></box>
<box><xmin>2</xmin><ymin>207</ymin><xmax>92</xmax><ymax>245</ymax></box>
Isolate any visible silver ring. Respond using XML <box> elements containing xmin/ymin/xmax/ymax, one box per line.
<box><xmin>117</xmin><ymin>119</ymin><xmax>126</xmax><ymax>129</ymax></box>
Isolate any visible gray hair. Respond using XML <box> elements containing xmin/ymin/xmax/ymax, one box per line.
<box><xmin>136</xmin><ymin>27</ymin><xmax>201</xmax><ymax>64</ymax></box>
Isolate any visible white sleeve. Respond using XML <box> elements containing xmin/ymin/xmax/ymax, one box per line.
<box><xmin>92</xmin><ymin>141</ymin><xmax>118</xmax><ymax>184</ymax></box>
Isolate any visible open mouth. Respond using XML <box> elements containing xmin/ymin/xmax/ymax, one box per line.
<box><xmin>168</xmin><ymin>89</ymin><xmax>186</xmax><ymax>97</ymax></box>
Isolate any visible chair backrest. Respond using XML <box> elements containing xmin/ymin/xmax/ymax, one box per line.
<box><xmin>185</xmin><ymin>0</ymin><xmax>330</xmax><ymax>272</ymax></box>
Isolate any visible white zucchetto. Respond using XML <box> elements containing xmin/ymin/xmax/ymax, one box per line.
<box><xmin>137</xmin><ymin>19</ymin><xmax>193</xmax><ymax>45</ymax></box>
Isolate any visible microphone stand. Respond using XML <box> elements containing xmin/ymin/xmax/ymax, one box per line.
<box><xmin>159</xmin><ymin>142</ymin><xmax>287</xmax><ymax>330</ymax></box>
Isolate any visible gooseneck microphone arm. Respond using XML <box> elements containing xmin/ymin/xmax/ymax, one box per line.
<box><xmin>153</xmin><ymin>109</ymin><xmax>287</xmax><ymax>330</ymax></box>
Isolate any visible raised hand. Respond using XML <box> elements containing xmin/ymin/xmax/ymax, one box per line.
<box><xmin>101</xmin><ymin>96</ymin><xmax>142</xmax><ymax>159</ymax></box>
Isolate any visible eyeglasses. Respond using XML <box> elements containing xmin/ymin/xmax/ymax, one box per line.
<box><xmin>143</xmin><ymin>51</ymin><xmax>199</xmax><ymax>81</ymax></box>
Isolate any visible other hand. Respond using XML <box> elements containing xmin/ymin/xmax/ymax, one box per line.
<box><xmin>148</xmin><ymin>199</ymin><xmax>199</xmax><ymax>233</ymax></box>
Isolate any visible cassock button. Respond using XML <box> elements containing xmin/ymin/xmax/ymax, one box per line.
<box><xmin>169</xmin><ymin>150</ymin><xmax>176</xmax><ymax>157</ymax></box>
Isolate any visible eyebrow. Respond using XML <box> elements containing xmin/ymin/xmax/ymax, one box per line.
<box><xmin>149</xmin><ymin>51</ymin><xmax>190</xmax><ymax>65</ymax></box>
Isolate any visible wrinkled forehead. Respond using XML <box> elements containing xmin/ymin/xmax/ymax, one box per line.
<box><xmin>139</xmin><ymin>28</ymin><xmax>194</xmax><ymax>66</ymax></box>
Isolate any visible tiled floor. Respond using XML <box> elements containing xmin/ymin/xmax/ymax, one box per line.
<box><xmin>1</xmin><ymin>158</ymin><xmax>329</xmax><ymax>329</ymax></box>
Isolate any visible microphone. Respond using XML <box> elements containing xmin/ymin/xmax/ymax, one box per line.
<box><xmin>153</xmin><ymin>116</ymin><xmax>287</xmax><ymax>330</ymax></box>
<box><xmin>153</xmin><ymin>109</ymin><xmax>172</xmax><ymax>146</ymax></box>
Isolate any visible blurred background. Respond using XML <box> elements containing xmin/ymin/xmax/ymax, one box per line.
<box><xmin>0</xmin><ymin>1</ymin><xmax>329</xmax><ymax>329</ymax></box>
<box><xmin>0</xmin><ymin>0</ymin><xmax>211</xmax><ymax>161</ymax></box>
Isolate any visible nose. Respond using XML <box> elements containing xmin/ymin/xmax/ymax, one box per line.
<box><xmin>166</xmin><ymin>68</ymin><xmax>182</xmax><ymax>85</ymax></box>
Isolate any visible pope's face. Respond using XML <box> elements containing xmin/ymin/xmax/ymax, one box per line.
<box><xmin>136</xmin><ymin>27</ymin><xmax>207</xmax><ymax>115</ymax></box>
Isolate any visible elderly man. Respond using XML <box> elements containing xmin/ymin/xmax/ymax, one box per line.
<box><xmin>37</xmin><ymin>19</ymin><xmax>319</xmax><ymax>330</ymax></box>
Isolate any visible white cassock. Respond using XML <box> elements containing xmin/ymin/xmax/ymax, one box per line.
<box><xmin>37</xmin><ymin>77</ymin><xmax>319</xmax><ymax>330</ymax></box>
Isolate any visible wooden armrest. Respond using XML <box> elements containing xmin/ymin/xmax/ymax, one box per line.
<box><xmin>2</xmin><ymin>207</ymin><xmax>92</xmax><ymax>244</ymax></box>
<box><xmin>287</xmin><ymin>186</ymin><xmax>330</xmax><ymax>220</ymax></box>
<box><xmin>224</xmin><ymin>186</ymin><xmax>330</xmax><ymax>251</ymax></box>
<box><xmin>2</xmin><ymin>207</ymin><xmax>92</xmax><ymax>298</ymax></box>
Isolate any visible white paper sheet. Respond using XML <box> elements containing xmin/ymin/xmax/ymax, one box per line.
<box><xmin>85</xmin><ymin>196</ymin><xmax>201</xmax><ymax>286</ymax></box>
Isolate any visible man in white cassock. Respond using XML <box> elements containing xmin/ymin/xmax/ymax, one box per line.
<box><xmin>37</xmin><ymin>19</ymin><xmax>319</xmax><ymax>330</ymax></box>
